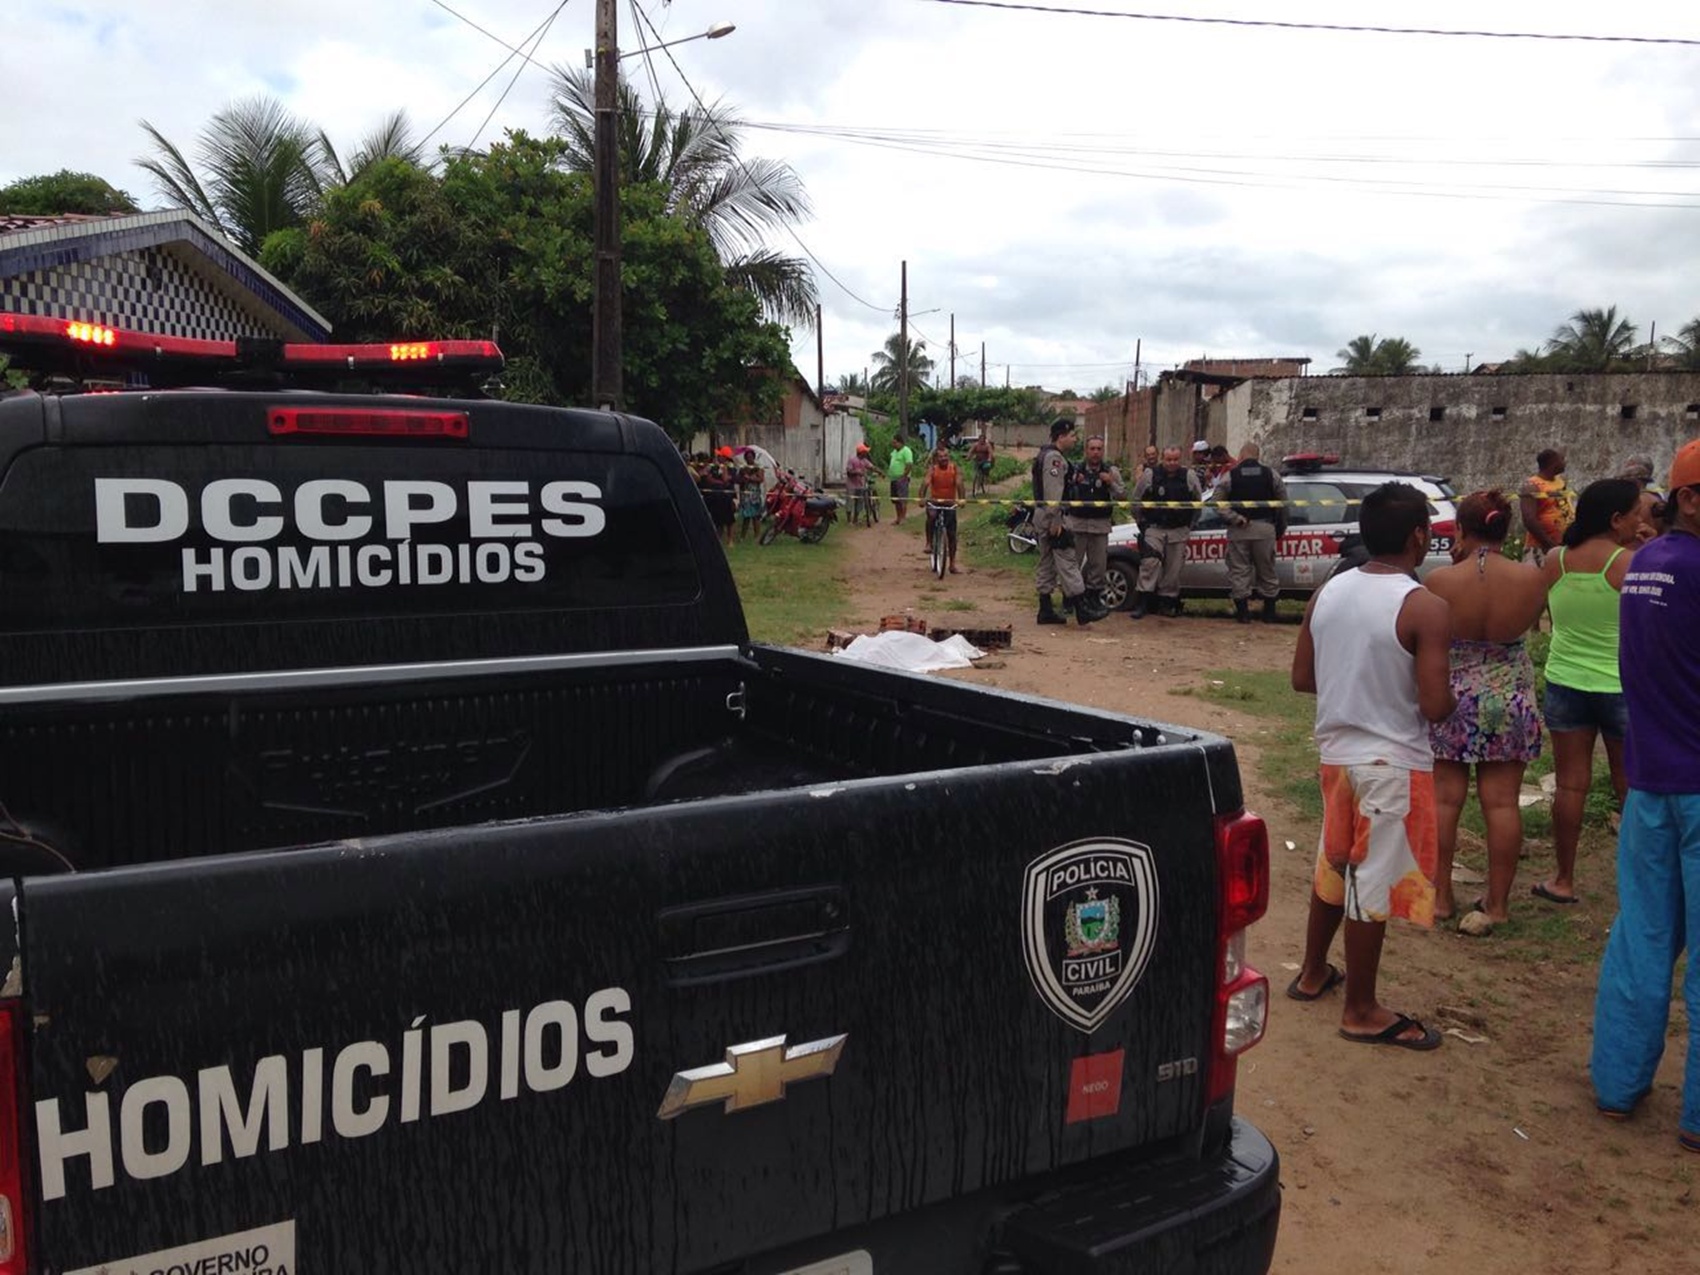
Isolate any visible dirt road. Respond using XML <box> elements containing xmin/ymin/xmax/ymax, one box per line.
<box><xmin>809</xmin><ymin>500</ymin><xmax>1694</xmax><ymax>1274</ymax></box>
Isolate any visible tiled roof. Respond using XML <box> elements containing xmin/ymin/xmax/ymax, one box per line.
<box><xmin>0</xmin><ymin>212</ymin><xmax>131</xmax><ymax>236</ymax></box>
<box><xmin>1</xmin><ymin>210</ymin><xmax>328</xmax><ymax>340</ymax></box>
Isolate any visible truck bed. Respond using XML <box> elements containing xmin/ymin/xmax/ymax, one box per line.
<box><xmin>0</xmin><ymin>644</ymin><xmax>1188</xmax><ymax>875</ymax></box>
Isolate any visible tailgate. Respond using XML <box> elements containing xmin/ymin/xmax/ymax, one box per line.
<box><xmin>20</xmin><ymin>739</ymin><xmax>1239</xmax><ymax>1272</ymax></box>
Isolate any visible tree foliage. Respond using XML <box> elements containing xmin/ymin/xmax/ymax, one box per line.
<box><xmin>137</xmin><ymin>96</ymin><xmax>428</xmax><ymax>255</ymax></box>
<box><xmin>870</xmin><ymin>331</ymin><xmax>933</xmax><ymax>399</ymax></box>
<box><xmin>0</xmin><ymin>170</ymin><xmax>140</xmax><ymax>215</ymax></box>
<box><xmin>259</xmin><ymin>134</ymin><xmax>789</xmax><ymax>443</ymax></box>
<box><xmin>1334</xmin><ymin>334</ymin><xmax>1422</xmax><ymax>375</ymax></box>
<box><xmin>1542</xmin><ymin>306</ymin><xmax>1637</xmax><ymax>372</ymax></box>
<box><xmin>1664</xmin><ymin>317</ymin><xmax>1700</xmax><ymax>371</ymax></box>
<box><xmin>546</xmin><ymin>66</ymin><xmax>817</xmax><ymax>328</ymax></box>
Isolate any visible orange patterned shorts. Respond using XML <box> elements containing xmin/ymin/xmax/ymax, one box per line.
<box><xmin>1313</xmin><ymin>763</ymin><xmax>1438</xmax><ymax>926</ymax></box>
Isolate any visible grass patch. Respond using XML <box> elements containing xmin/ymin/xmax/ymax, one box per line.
<box><xmin>1199</xmin><ymin>657</ymin><xmax>1621</xmax><ymax>965</ymax></box>
<box><xmin>1188</xmin><ymin>670</ymin><xmax>1323</xmax><ymax>821</ymax></box>
<box><xmin>724</xmin><ymin>532</ymin><xmax>850</xmax><ymax>646</ymax></box>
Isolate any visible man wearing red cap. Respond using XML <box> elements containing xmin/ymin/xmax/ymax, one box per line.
<box><xmin>1592</xmin><ymin>438</ymin><xmax>1700</xmax><ymax>1154</ymax></box>
<box><xmin>845</xmin><ymin>442</ymin><xmax>875</xmax><ymax>527</ymax></box>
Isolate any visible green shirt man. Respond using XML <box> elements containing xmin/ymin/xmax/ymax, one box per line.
<box><xmin>888</xmin><ymin>440</ymin><xmax>916</xmax><ymax>523</ymax></box>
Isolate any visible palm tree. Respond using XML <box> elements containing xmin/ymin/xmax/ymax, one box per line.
<box><xmin>546</xmin><ymin>66</ymin><xmax>817</xmax><ymax>328</ymax></box>
<box><xmin>1374</xmin><ymin>337</ymin><xmax>1422</xmax><ymax>375</ymax></box>
<box><xmin>1543</xmin><ymin>306</ymin><xmax>1637</xmax><ymax>372</ymax></box>
<box><xmin>870</xmin><ymin>333</ymin><xmax>932</xmax><ymax>398</ymax></box>
<box><xmin>1334</xmin><ymin>335</ymin><xmax>1380</xmax><ymax>374</ymax></box>
<box><xmin>138</xmin><ymin>97</ymin><xmax>318</xmax><ymax>255</ymax></box>
<box><xmin>1334</xmin><ymin>334</ymin><xmax>1421</xmax><ymax>375</ymax></box>
<box><xmin>138</xmin><ymin>98</ymin><xmax>429</xmax><ymax>256</ymax></box>
<box><xmin>836</xmin><ymin>371</ymin><xmax>870</xmax><ymax>396</ymax></box>
<box><xmin>311</xmin><ymin>110</ymin><xmax>429</xmax><ymax>190</ymax></box>
<box><xmin>1663</xmin><ymin>316</ymin><xmax>1700</xmax><ymax>370</ymax></box>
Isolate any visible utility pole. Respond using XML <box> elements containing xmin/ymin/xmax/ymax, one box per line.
<box><xmin>1464</xmin><ymin>352</ymin><xmax>1473</xmax><ymax>374</ymax></box>
<box><xmin>592</xmin><ymin>0</ymin><xmax>620</xmax><ymax>409</ymax></box>
<box><xmin>1648</xmin><ymin>321</ymin><xmax>1657</xmax><ymax>371</ymax></box>
<box><xmin>898</xmin><ymin>260</ymin><xmax>909</xmax><ymax>440</ymax></box>
<box><xmin>980</xmin><ymin>342</ymin><xmax>986</xmax><ymax>388</ymax></box>
<box><xmin>949</xmin><ymin>313</ymin><xmax>956</xmax><ymax>388</ymax></box>
<box><xmin>816</xmin><ymin>302</ymin><xmax>825</xmax><ymax>485</ymax></box>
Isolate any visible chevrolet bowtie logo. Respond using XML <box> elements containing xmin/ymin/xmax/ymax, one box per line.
<box><xmin>657</xmin><ymin>1033</ymin><xmax>848</xmax><ymax>1120</ymax></box>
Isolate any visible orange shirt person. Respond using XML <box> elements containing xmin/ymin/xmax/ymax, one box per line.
<box><xmin>924</xmin><ymin>447</ymin><xmax>964</xmax><ymax>573</ymax></box>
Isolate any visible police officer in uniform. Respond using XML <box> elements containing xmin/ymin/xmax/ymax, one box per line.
<box><xmin>1063</xmin><ymin>434</ymin><xmax>1125</xmax><ymax>615</ymax></box>
<box><xmin>1130</xmin><ymin>446</ymin><xmax>1202</xmax><ymax>618</ymax></box>
<box><xmin>1033</xmin><ymin>418</ymin><xmax>1106</xmax><ymax>626</ymax></box>
<box><xmin>1216</xmin><ymin>442</ymin><xmax>1288</xmax><ymax>623</ymax></box>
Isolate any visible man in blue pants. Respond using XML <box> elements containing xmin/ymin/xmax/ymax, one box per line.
<box><xmin>1591</xmin><ymin>439</ymin><xmax>1700</xmax><ymax>1153</ymax></box>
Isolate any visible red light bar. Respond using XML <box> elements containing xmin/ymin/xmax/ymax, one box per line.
<box><xmin>0</xmin><ymin>312</ymin><xmax>234</xmax><ymax>360</ymax></box>
<box><xmin>0</xmin><ymin>1004</ymin><xmax>31</xmax><ymax>1273</ymax></box>
<box><xmin>1</xmin><ymin>314</ymin><xmax>504</xmax><ymax>386</ymax></box>
<box><xmin>268</xmin><ymin>407</ymin><xmax>469</xmax><ymax>438</ymax></box>
<box><xmin>280</xmin><ymin>340</ymin><xmax>503</xmax><ymax>371</ymax></box>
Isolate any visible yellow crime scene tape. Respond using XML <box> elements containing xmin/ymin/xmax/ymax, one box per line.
<box><xmin>902</xmin><ymin>496</ymin><xmax>1339</xmax><ymax>509</ymax></box>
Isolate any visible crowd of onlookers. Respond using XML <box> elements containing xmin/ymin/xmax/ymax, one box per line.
<box><xmin>1284</xmin><ymin>440</ymin><xmax>1700</xmax><ymax>1160</ymax></box>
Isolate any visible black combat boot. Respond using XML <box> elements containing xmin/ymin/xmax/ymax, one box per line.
<box><xmin>1234</xmin><ymin>598</ymin><xmax>1251</xmax><ymax>625</ymax></box>
<box><xmin>1037</xmin><ymin>594</ymin><xmax>1066</xmax><ymax>625</ymax></box>
<box><xmin>1071</xmin><ymin>594</ymin><xmax>1109</xmax><ymax>625</ymax></box>
<box><xmin>1161</xmin><ymin>595</ymin><xmax>1182</xmax><ymax>618</ymax></box>
<box><xmin>1262</xmin><ymin>596</ymin><xmax>1279</xmax><ymax>623</ymax></box>
<box><xmin>1129</xmin><ymin>591</ymin><xmax>1154</xmax><ymax>620</ymax></box>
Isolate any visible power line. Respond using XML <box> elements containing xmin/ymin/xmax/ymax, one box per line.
<box><xmin>927</xmin><ymin>1</ymin><xmax>1700</xmax><ymax>47</ymax></box>
<box><xmin>739</xmin><ymin>118</ymin><xmax>1700</xmax><ymax>210</ymax></box>
<box><xmin>629</xmin><ymin>0</ymin><xmax>889</xmax><ymax>314</ymax></box>
<box><xmin>420</xmin><ymin>1</ymin><xmax>571</xmax><ymax>148</ymax></box>
<box><xmin>467</xmin><ymin>0</ymin><xmax>569</xmax><ymax>150</ymax></box>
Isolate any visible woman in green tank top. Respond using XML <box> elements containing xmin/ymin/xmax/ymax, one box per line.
<box><xmin>1535</xmin><ymin>479</ymin><xmax>1647</xmax><ymax>906</ymax></box>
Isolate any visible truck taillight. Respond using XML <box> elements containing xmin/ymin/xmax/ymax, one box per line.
<box><xmin>0</xmin><ymin>1003</ymin><xmax>29</xmax><ymax>1272</ymax></box>
<box><xmin>268</xmin><ymin>407</ymin><xmax>470</xmax><ymax>438</ymax></box>
<box><xmin>1207</xmin><ymin>811</ymin><xmax>1271</xmax><ymax>1104</ymax></box>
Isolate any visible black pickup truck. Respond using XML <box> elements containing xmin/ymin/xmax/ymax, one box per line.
<box><xmin>0</xmin><ymin>317</ymin><xmax>1279</xmax><ymax>1274</ymax></box>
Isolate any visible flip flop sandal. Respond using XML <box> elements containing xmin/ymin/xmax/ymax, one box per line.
<box><xmin>1531</xmin><ymin>883</ymin><xmax>1579</xmax><ymax>905</ymax></box>
<box><xmin>1285</xmin><ymin>964</ymin><xmax>1344</xmax><ymax>1002</ymax></box>
<box><xmin>1338</xmin><ymin>1013</ymin><xmax>1442</xmax><ymax>1051</ymax></box>
<box><xmin>1680</xmin><ymin>1130</ymin><xmax>1700</xmax><ymax>1154</ymax></box>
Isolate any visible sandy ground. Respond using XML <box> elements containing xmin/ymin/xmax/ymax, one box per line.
<box><xmin>802</xmin><ymin>489</ymin><xmax>1695</xmax><ymax>1275</ymax></box>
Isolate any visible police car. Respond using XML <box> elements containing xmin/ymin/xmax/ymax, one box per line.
<box><xmin>1101</xmin><ymin>455</ymin><xmax>1458</xmax><ymax>610</ymax></box>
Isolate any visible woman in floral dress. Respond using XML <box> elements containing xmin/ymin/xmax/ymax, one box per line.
<box><xmin>1425</xmin><ymin>490</ymin><xmax>1552</xmax><ymax>934</ymax></box>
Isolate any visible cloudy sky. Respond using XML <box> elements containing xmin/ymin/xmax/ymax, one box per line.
<box><xmin>7</xmin><ymin>1</ymin><xmax>1700</xmax><ymax>392</ymax></box>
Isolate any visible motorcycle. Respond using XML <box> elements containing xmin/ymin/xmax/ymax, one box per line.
<box><xmin>1005</xmin><ymin>501</ymin><xmax>1037</xmax><ymax>554</ymax></box>
<box><xmin>759</xmin><ymin>471</ymin><xmax>840</xmax><ymax>545</ymax></box>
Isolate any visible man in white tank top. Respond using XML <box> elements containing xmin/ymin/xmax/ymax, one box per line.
<box><xmin>1286</xmin><ymin>484</ymin><xmax>1456</xmax><ymax>1050</ymax></box>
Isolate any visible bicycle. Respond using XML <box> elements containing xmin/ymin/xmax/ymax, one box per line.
<box><xmin>970</xmin><ymin>462</ymin><xmax>991</xmax><ymax>499</ymax></box>
<box><xmin>925</xmin><ymin>502</ymin><xmax>957</xmax><ymax>579</ymax></box>
<box><xmin>848</xmin><ymin>485</ymin><xmax>879</xmax><ymax>527</ymax></box>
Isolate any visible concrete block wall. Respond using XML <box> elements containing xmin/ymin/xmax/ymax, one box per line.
<box><xmin>1221</xmin><ymin>373</ymin><xmax>1700</xmax><ymax>494</ymax></box>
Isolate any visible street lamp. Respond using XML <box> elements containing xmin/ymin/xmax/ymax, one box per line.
<box><xmin>586</xmin><ymin>22</ymin><xmax>735</xmax><ymax>68</ymax></box>
<box><xmin>591</xmin><ymin>6</ymin><xmax>736</xmax><ymax>409</ymax></box>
